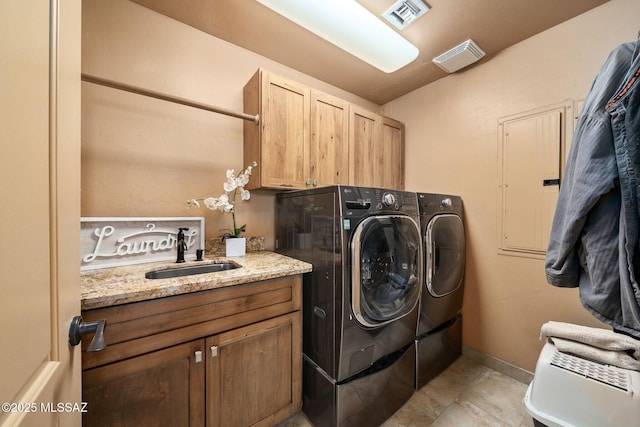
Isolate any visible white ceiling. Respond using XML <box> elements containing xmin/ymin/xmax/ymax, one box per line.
<box><xmin>130</xmin><ymin>0</ymin><xmax>609</xmax><ymax>104</ymax></box>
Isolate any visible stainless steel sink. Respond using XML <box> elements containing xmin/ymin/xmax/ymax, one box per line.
<box><xmin>145</xmin><ymin>261</ymin><xmax>241</xmax><ymax>279</ymax></box>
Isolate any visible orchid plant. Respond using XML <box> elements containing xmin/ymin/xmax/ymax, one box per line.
<box><xmin>187</xmin><ymin>161</ymin><xmax>257</xmax><ymax>240</ymax></box>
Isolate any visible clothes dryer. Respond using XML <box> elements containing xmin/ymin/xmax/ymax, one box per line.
<box><xmin>276</xmin><ymin>186</ymin><xmax>422</xmax><ymax>426</ymax></box>
<box><xmin>415</xmin><ymin>193</ymin><xmax>466</xmax><ymax>389</ymax></box>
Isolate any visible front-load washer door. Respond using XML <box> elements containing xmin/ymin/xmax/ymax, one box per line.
<box><xmin>351</xmin><ymin>215</ymin><xmax>422</xmax><ymax>328</ymax></box>
<box><xmin>426</xmin><ymin>214</ymin><xmax>465</xmax><ymax>297</ymax></box>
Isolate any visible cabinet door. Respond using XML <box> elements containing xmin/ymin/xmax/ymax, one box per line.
<box><xmin>310</xmin><ymin>90</ymin><xmax>349</xmax><ymax>186</ymax></box>
<box><xmin>377</xmin><ymin>117</ymin><xmax>405</xmax><ymax>189</ymax></box>
<box><xmin>498</xmin><ymin>107</ymin><xmax>565</xmax><ymax>255</ymax></box>
<box><xmin>207</xmin><ymin>312</ymin><xmax>302</xmax><ymax>427</ymax></box>
<box><xmin>261</xmin><ymin>72</ymin><xmax>310</xmax><ymax>189</ymax></box>
<box><xmin>349</xmin><ymin>105</ymin><xmax>380</xmax><ymax>186</ymax></box>
<box><xmin>83</xmin><ymin>340</ymin><xmax>205</xmax><ymax>426</ymax></box>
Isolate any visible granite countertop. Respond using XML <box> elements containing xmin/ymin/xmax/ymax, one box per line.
<box><xmin>80</xmin><ymin>251</ymin><xmax>312</xmax><ymax>310</ymax></box>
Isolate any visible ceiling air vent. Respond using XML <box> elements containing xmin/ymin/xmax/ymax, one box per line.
<box><xmin>382</xmin><ymin>0</ymin><xmax>430</xmax><ymax>30</ymax></box>
<box><xmin>432</xmin><ymin>39</ymin><xmax>485</xmax><ymax>73</ymax></box>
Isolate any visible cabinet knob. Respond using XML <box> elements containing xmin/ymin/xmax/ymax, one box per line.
<box><xmin>195</xmin><ymin>350</ymin><xmax>203</xmax><ymax>363</ymax></box>
<box><xmin>305</xmin><ymin>179</ymin><xmax>311</xmax><ymax>185</ymax></box>
<box><xmin>211</xmin><ymin>345</ymin><xmax>218</xmax><ymax>358</ymax></box>
<box><xmin>313</xmin><ymin>179</ymin><xmax>318</xmax><ymax>186</ymax></box>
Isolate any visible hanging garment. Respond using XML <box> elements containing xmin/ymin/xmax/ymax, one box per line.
<box><xmin>545</xmin><ymin>37</ymin><xmax>640</xmax><ymax>339</ymax></box>
<box><xmin>605</xmin><ymin>42</ymin><xmax>640</xmax><ymax>338</ymax></box>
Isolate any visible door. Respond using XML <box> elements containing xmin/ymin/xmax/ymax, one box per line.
<box><xmin>377</xmin><ymin>117</ymin><xmax>405</xmax><ymax>190</ymax></box>
<box><xmin>348</xmin><ymin>105</ymin><xmax>380</xmax><ymax>187</ymax></box>
<box><xmin>0</xmin><ymin>1</ymin><xmax>82</xmax><ymax>425</ymax></box>
<box><xmin>310</xmin><ymin>90</ymin><xmax>349</xmax><ymax>187</ymax></box>
<box><xmin>351</xmin><ymin>216</ymin><xmax>422</xmax><ymax>327</ymax></box>
<box><xmin>82</xmin><ymin>340</ymin><xmax>205</xmax><ymax>426</ymax></box>
<box><xmin>262</xmin><ymin>72</ymin><xmax>310</xmax><ymax>189</ymax></box>
<box><xmin>498</xmin><ymin>106</ymin><xmax>566</xmax><ymax>255</ymax></box>
<box><xmin>207</xmin><ymin>313</ymin><xmax>302</xmax><ymax>427</ymax></box>
<box><xmin>426</xmin><ymin>214</ymin><xmax>465</xmax><ymax>297</ymax></box>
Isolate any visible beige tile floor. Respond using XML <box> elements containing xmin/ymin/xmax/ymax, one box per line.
<box><xmin>277</xmin><ymin>354</ymin><xmax>535</xmax><ymax>427</ymax></box>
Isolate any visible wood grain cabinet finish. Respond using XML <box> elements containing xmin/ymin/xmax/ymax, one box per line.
<box><xmin>379</xmin><ymin>116</ymin><xmax>405</xmax><ymax>190</ymax></box>
<box><xmin>207</xmin><ymin>313</ymin><xmax>301</xmax><ymax>427</ymax></box>
<box><xmin>309</xmin><ymin>90</ymin><xmax>349</xmax><ymax>188</ymax></box>
<box><xmin>83</xmin><ymin>340</ymin><xmax>205</xmax><ymax>426</ymax></box>
<box><xmin>349</xmin><ymin>105</ymin><xmax>405</xmax><ymax>189</ymax></box>
<box><xmin>244</xmin><ymin>70</ymin><xmax>310</xmax><ymax>189</ymax></box>
<box><xmin>81</xmin><ymin>275</ymin><xmax>302</xmax><ymax>427</ymax></box>
<box><xmin>243</xmin><ymin>69</ymin><xmax>404</xmax><ymax>190</ymax></box>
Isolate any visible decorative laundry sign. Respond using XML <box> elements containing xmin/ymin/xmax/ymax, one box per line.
<box><xmin>81</xmin><ymin>217</ymin><xmax>204</xmax><ymax>270</ymax></box>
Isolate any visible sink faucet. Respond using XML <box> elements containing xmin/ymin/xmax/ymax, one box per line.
<box><xmin>176</xmin><ymin>227</ymin><xmax>189</xmax><ymax>263</ymax></box>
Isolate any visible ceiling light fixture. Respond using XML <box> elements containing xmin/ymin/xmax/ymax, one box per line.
<box><xmin>255</xmin><ymin>0</ymin><xmax>419</xmax><ymax>73</ymax></box>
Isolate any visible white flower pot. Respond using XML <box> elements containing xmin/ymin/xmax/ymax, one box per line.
<box><xmin>225</xmin><ymin>237</ymin><xmax>246</xmax><ymax>257</ymax></box>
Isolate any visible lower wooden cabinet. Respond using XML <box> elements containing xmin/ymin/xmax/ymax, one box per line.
<box><xmin>81</xmin><ymin>276</ymin><xmax>302</xmax><ymax>427</ymax></box>
<box><xmin>207</xmin><ymin>313</ymin><xmax>301</xmax><ymax>427</ymax></box>
<box><xmin>83</xmin><ymin>340</ymin><xmax>205</xmax><ymax>426</ymax></box>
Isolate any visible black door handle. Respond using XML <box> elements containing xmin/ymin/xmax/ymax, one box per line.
<box><xmin>69</xmin><ymin>315</ymin><xmax>107</xmax><ymax>352</ymax></box>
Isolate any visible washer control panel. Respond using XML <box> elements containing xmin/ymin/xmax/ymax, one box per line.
<box><xmin>341</xmin><ymin>186</ymin><xmax>419</xmax><ymax>216</ymax></box>
<box><xmin>374</xmin><ymin>188</ymin><xmax>417</xmax><ymax>213</ymax></box>
<box><xmin>382</xmin><ymin>192</ymin><xmax>397</xmax><ymax>208</ymax></box>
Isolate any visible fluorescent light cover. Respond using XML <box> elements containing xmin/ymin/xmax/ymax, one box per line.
<box><xmin>255</xmin><ymin>0</ymin><xmax>419</xmax><ymax>73</ymax></box>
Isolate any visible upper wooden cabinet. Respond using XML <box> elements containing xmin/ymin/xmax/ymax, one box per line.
<box><xmin>244</xmin><ymin>71</ymin><xmax>310</xmax><ymax>189</ymax></box>
<box><xmin>244</xmin><ymin>69</ymin><xmax>405</xmax><ymax>190</ymax></box>
<box><xmin>379</xmin><ymin>116</ymin><xmax>405</xmax><ymax>190</ymax></box>
<box><xmin>349</xmin><ymin>105</ymin><xmax>405</xmax><ymax>189</ymax></box>
<box><xmin>310</xmin><ymin>90</ymin><xmax>349</xmax><ymax>188</ymax></box>
<box><xmin>348</xmin><ymin>105</ymin><xmax>379</xmax><ymax>187</ymax></box>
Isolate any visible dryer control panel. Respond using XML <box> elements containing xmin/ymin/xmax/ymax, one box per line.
<box><xmin>417</xmin><ymin>193</ymin><xmax>463</xmax><ymax>217</ymax></box>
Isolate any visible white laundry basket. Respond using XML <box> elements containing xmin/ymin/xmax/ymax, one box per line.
<box><xmin>525</xmin><ymin>341</ymin><xmax>640</xmax><ymax>427</ymax></box>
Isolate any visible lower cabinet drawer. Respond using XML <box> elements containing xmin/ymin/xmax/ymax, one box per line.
<box><xmin>82</xmin><ymin>275</ymin><xmax>302</xmax><ymax>369</ymax></box>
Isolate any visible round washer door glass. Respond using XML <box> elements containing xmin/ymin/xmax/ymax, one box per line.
<box><xmin>351</xmin><ymin>215</ymin><xmax>422</xmax><ymax>328</ymax></box>
<box><xmin>426</xmin><ymin>214</ymin><xmax>465</xmax><ymax>297</ymax></box>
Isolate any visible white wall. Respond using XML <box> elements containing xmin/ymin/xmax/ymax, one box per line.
<box><xmin>81</xmin><ymin>0</ymin><xmax>379</xmax><ymax>244</ymax></box>
<box><xmin>385</xmin><ymin>0</ymin><xmax>640</xmax><ymax>370</ymax></box>
<box><xmin>83</xmin><ymin>0</ymin><xmax>640</xmax><ymax>371</ymax></box>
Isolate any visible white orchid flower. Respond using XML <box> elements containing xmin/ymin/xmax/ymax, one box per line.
<box><xmin>187</xmin><ymin>199</ymin><xmax>201</xmax><ymax>209</ymax></box>
<box><xmin>203</xmin><ymin>197</ymin><xmax>217</xmax><ymax>209</ymax></box>
<box><xmin>237</xmin><ymin>174</ymin><xmax>249</xmax><ymax>187</ymax></box>
<box><xmin>187</xmin><ymin>161</ymin><xmax>257</xmax><ymax>238</ymax></box>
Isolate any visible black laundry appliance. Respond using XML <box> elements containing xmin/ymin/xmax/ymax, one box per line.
<box><xmin>415</xmin><ymin>193</ymin><xmax>466</xmax><ymax>389</ymax></box>
<box><xmin>276</xmin><ymin>186</ymin><xmax>422</xmax><ymax>427</ymax></box>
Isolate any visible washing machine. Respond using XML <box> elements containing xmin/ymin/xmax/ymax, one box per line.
<box><xmin>415</xmin><ymin>193</ymin><xmax>466</xmax><ymax>389</ymax></box>
<box><xmin>276</xmin><ymin>185</ymin><xmax>422</xmax><ymax>427</ymax></box>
